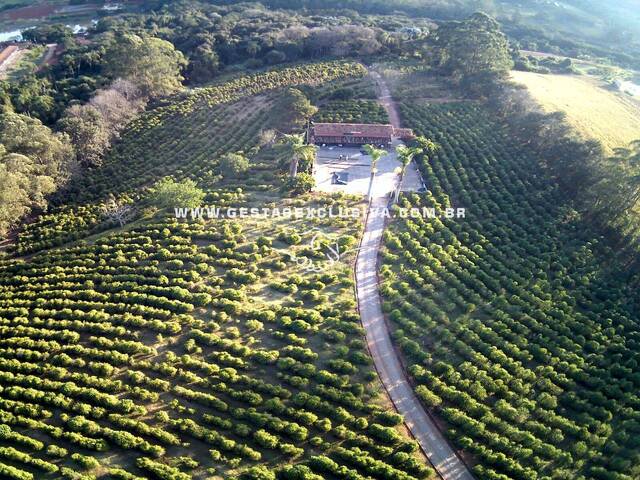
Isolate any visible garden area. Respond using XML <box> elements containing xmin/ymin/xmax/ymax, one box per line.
<box><xmin>0</xmin><ymin>58</ymin><xmax>435</xmax><ymax>480</ymax></box>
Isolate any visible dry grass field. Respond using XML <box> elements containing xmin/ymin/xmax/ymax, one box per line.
<box><xmin>511</xmin><ymin>71</ymin><xmax>640</xmax><ymax>154</ymax></box>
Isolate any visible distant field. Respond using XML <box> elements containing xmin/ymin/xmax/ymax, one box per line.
<box><xmin>511</xmin><ymin>71</ymin><xmax>640</xmax><ymax>153</ymax></box>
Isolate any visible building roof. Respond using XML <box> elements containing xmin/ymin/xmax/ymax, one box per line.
<box><xmin>394</xmin><ymin>128</ymin><xmax>415</xmax><ymax>140</ymax></box>
<box><xmin>312</xmin><ymin>123</ymin><xmax>415</xmax><ymax>140</ymax></box>
<box><xmin>312</xmin><ymin>123</ymin><xmax>395</xmax><ymax>138</ymax></box>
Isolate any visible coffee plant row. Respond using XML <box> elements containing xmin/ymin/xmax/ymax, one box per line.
<box><xmin>14</xmin><ymin>62</ymin><xmax>367</xmax><ymax>256</ymax></box>
<box><xmin>314</xmin><ymin>100</ymin><xmax>389</xmax><ymax>124</ymax></box>
<box><xmin>381</xmin><ymin>102</ymin><xmax>640</xmax><ymax>480</ymax></box>
<box><xmin>0</xmin><ymin>192</ymin><xmax>432</xmax><ymax>479</ymax></box>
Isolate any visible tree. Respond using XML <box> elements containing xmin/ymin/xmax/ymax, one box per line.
<box><xmin>0</xmin><ymin>152</ymin><xmax>56</xmax><ymax>236</ymax></box>
<box><xmin>150</xmin><ymin>177</ymin><xmax>204</xmax><ymax>209</ymax></box>
<box><xmin>104</xmin><ymin>34</ymin><xmax>187</xmax><ymax>98</ymax></box>
<box><xmin>286</xmin><ymin>173</ymin><xmax>315</xmax><ymax>195</ymax></box>
<box><xmin>219</xmin><ymin>152</ymin><xmax>249</xmax><ymax>178</ymax></box>
<box><xmin>58</xmin><ymin>105</ymin><xmax>110</xmax><ymax>167</ymax></box>
<box><xmin>22</xmin><ymin>24</ymin><xmax>73</xmax><ymax>44</ymax></box>
<box><xmin>102</xmin><ymin>195</ymin><xmax>134</xmax><ymax>227</ymax></box>
<box><xmin>595</xmin><ymin>140</ymin><xmax>640</xmax><ymax>217</ymax></box>
<box><xmin>188</xmin><ymin>44</ymin><xmax>220</xmax><ymax>83</ymax></box>
<box><xmin>90</xmin><ymin>79</ymin><xmax>144</xmax><ymax>130</ymax></box>
<box><xmin>279</xmin><ymin>88</ymin><xmax>317</xmax><ymax>131</ymax></box>
<box><xmin>430</xmin><ymin>12</ymin><xmax>513</xmax><ymax>92</ymax></box>
<box><xmin>265</xmin><ymin>50</ymin><xmax>287</xmax><ymax>65</ymax></box>
<box><xmin>282</xmin><ymin>133</ymin><xmax>317</xmax><ymax>177</ymax></box>
<box><xmin>58</xmin><ymin>79</ymin><xmax>145</xmax><ymax>168</ymax></box>
<box><xmin>364</xmin><ymin>144</ymin><xmax>387</xmax><ymax>200</ymax></box>
<box><xmin>363</xmin><ymin>144</ymin><xmax>388</xmax><ymax>170</ymax></box>
<box><xmin>0</xmin><ymin>112</ymin><xmax>74</xmax><ymax>180</ymax></box>
<box><xmin>9</xmin><ymin>76</ymin><xmax>57</xmax><ymax>123</ymax></box>
<box><xmin>394</xmin><ymin>144</ymin><xmax>422</xmax><ymax>202</ymax></box>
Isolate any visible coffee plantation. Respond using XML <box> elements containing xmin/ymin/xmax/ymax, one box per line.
<box><xmin>381</xmin><ymin>102</ymin><xmax>640</xmax><ymax>480</ymax></box>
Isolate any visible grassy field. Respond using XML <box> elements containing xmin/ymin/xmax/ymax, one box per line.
<box><xmin>511</xmin><ymin>71</ymin><xmax>640</xmax><ymax>153</ymax></box>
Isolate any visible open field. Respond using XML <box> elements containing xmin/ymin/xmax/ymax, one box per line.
<box><xmin>511</xmin><ymin>71</ymin><xmax>640</xmax><ymax>153</ymax></box>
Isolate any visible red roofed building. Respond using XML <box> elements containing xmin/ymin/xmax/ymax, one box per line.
<box><xmin>394</xmin><ymin>128</ymin><xmax>416</xmax><ymax>141</ymax></box>
<box><xmin>310</xmin><ymin>123</ymin><xmax>414</xmax><ymax>146</ymax></box>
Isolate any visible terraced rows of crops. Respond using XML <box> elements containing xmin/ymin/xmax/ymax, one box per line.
<box><xmin>68</xmin><ymin>61</ymin><xmax>365</xmax><ymax>203</ymax></box>
<box><xmin>0</xmin><ymin>192</ymin><xmax>432</xmax><ymax>480</ymax></box>
<box><xmin>13</xmin><ymin>96</ymin><xmax>270</xmax><ymax>256</ymax></box>
<box><xmin>381</xmin><ymin>103</ymin><xmax>640</xmax><ymax>480</ymax></box>
<box><xmin>314</xmin><ymin>100</ymin><xmax>389</xmax><ymax>124</ymax></box>
<box><xmin>15</xmin><ymin>62</ymin><xmax>367</xmax><ymax>256</ymax></box>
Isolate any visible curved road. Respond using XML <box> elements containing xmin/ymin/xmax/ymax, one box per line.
<box><xmin>355</xmin><ymin>71</ymin><xmax>475</xmax><ymax>480</ymax></box>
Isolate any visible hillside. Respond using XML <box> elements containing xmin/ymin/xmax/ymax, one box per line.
<box><xmin>1</xmin><ymin>3</ymin><xmax>640</xmax><ymax>480</ymax></box>
<box><xmin>511</xmin><ymin>71</ymin><xmax>640</xmax><ymax>153</ymax></box>
<box><xmin>0</xmin><ymin>62</ymin><xmax>434</xmax><ymax>480</ymax></box>
<box><xmin>381</xmin><ymin>100</ymin><xmax>640</xmax><ymax>480</ymax></box>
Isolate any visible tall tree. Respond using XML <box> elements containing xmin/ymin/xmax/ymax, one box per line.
<box><xmin>394</xmin><ymin>145</ymin><xmax>422</xmax><ymax>203</ymax></box>
<box><xmin>430</xmin><ymin>12</ymin><xmax>513</xmax><ymax>91</ymax></box>
<box><xmin>188</xmin><ymin>44</ymin><xmax>220</xmax><ymax>83</ymax></box>
<box><xmin>363</xmin><ymin>144</ymin><xmax>388</xmax><ymax>170</ymax></box>
<box><xmin>364</xmin><ymin>144</ymin><xmax>388</xmax><ymax>200</ymax></box>
<box><xmin>58</xmin><ymin>79</ymin><xmax>145</xmax><ymax>168</ymax></box>
<box><xmin>104</xmin><ymin>34</ymin><xmax>187</xmax><ymax>98</ymax></box>
<box><xmin>0</xmin><ymin>112</ymin><xmax>74</xmax><ymax>180</ymax></box>
<box><xmin>0</xmin><ymin>114</ymin><xmax>73</xmax><ymax>236</ymax></box>
<box><xmin>0</xmin><ymin>151</ymin><xmax>56</xmax><ymax>237</ymax></box>
<box><xmin>593</xmin><ymin>140</ymin><xmax>640</xmax><ymax>222</ymax></box>
<box><xmin>58</xmin><ymin>105</ymin><xmax>110</xmax><ymax>168</ymax></box>
<box><xmin>278</xmin><ymin>88</ymin><xmax>317</xmax><ymax>131</ymax></box>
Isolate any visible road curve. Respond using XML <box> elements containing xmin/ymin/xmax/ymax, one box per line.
<box><xmin>356</xmin><ymin>197</ymin><xmax>475</xmax><ymax>480</ymax></box>
<box><xmin>356</xmin><ymin>69</ymin><xmax>476</xmax><ymax>480</ymax></box>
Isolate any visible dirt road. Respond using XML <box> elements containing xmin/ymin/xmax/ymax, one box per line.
<box><xmin>370</xmin><ymin>70</ymin><xmax>402</xmax><ymax>128</ymax></box>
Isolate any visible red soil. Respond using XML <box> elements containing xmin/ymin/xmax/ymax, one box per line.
<box><xmin>0</xmin><ymin>3</ymin><xmax>57</xmax><ymax>21</ymax></box>
<box><xmin>0</xmin><ymin>45</ymin><xmax>17</xmax><ymax>65</ymax></box>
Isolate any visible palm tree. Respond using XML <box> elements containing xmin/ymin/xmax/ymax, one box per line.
<box><xmin>282</xmin><ymin>133</ymin><xmax>317</xmax><ymax>178</ymax></box>
<box><xmin>363</xmin><ymin>144</ymin><xmax>388</xmax><ymax>170</ymax></box>
<box><xmin>394</xmin><ymin>145</ymin><xmax>422</xmax><ymax>203</ymax></box>
<box><xmin>363</xmin><ymin>144</ymin><xmax>388</xmax><ymax>201</ymax></box>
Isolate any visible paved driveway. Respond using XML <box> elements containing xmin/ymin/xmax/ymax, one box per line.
<box><xmin>356</xmin><ymin>194</ymin><xmax>475</xmax><ymax>480</ymax></box>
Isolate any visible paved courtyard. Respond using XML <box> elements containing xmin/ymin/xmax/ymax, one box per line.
<box><xmin>312</xmin><ymin>141</ymin><xmax>423</xmax><ymax>197</ymax></box>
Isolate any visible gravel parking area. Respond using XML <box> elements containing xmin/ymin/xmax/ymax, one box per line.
<box><xmin>313</xmin><ymin>143</ymin><xmax>424</xmax><ymax>196</ymax></box>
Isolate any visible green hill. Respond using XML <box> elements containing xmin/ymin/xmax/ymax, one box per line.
<box><xmin>381</xmin><ymin>101</ymin><xmax>640</xmax><ymax>480</ymax></box>
<box><xmin>0</xmin><ymin>62</ymin><xmax>433</xmax><ymax>480</ymax></box>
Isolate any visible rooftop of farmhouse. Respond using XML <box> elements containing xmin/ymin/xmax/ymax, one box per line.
<box><xmin>310</xmin><ymin>122</ymin><xmax>415</xmax><ymax>145</ymax></box>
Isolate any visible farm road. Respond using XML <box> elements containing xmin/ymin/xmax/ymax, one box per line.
<box><xmin>356</xmin><ymin>70</ymin><xmax>475</xmax><ymax>480</ymax></box>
